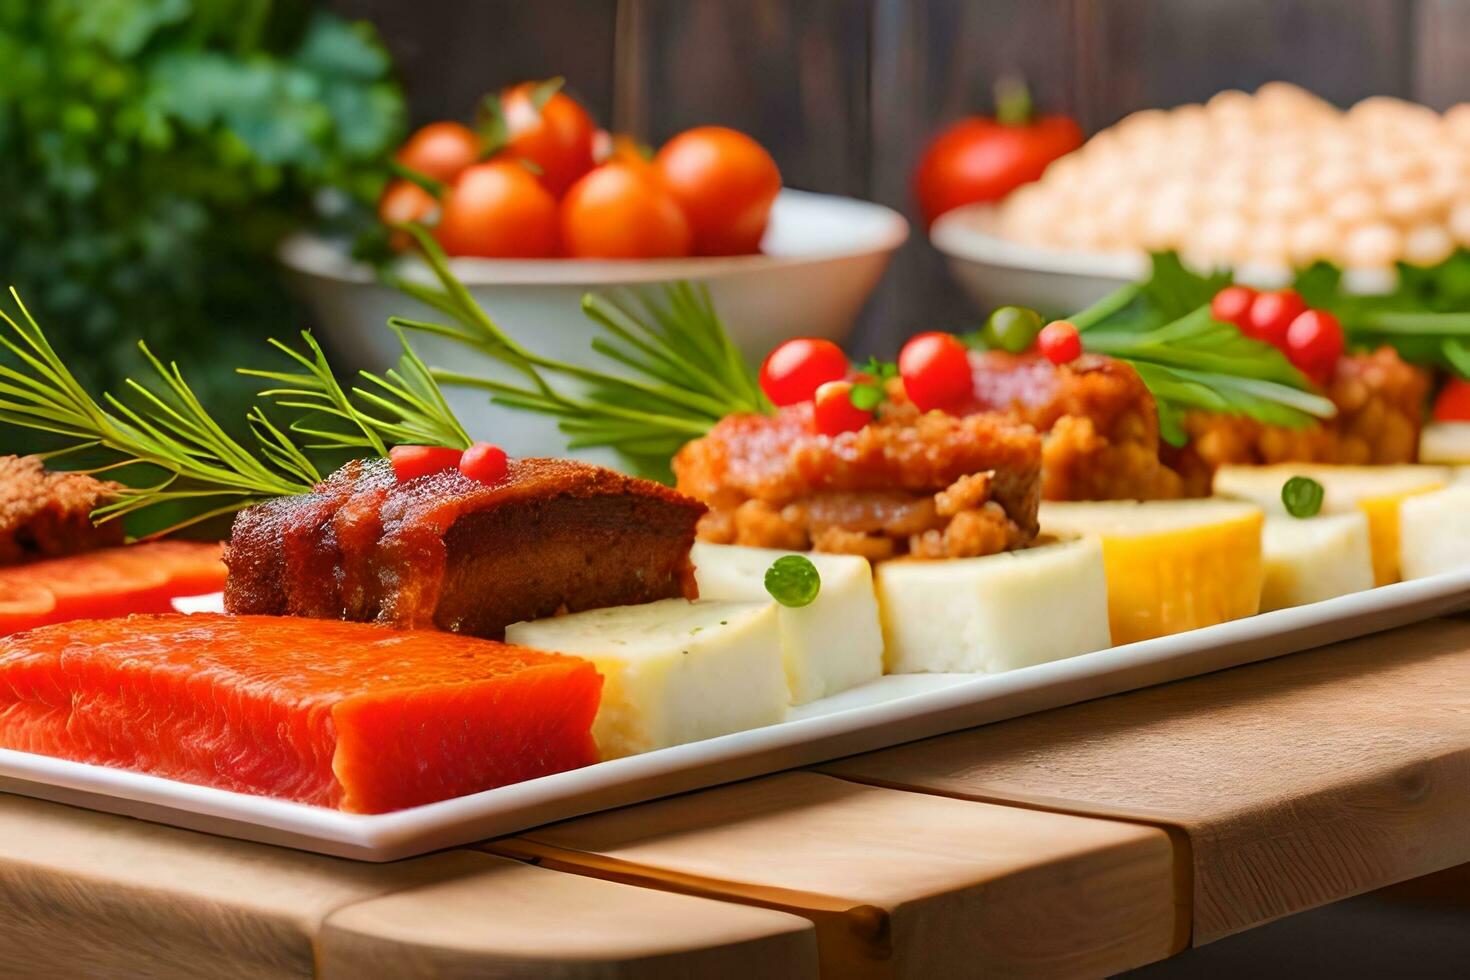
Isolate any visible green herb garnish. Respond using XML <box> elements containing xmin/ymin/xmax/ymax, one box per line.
<box><xmin>0</xmin><ymin>288</ymin><xmax>466</xmax><ymax>535</ymax></box>
<box><xmin>1293</xmin><ymin>253</ymin><xmax>1470</xmax><ymax>379</ymax></box>
<box><xmin>1282</xmin><ymin>476</ymin><xmax>1325</xmax><ymax>518</ymax></box>
<box><xmin>1069</xmin><ymin>255</ymin><xmax>1337</xmax><ymax>445</ymax></box>
<box><xmin>763</xmin><ymin>555</ymin><xmax>821</xmax><ymax>608</ymax></box>
<box><xmin>388</xmin><ymin>225</ymin><xmax>771</xmax><ymax>481</ymax></box>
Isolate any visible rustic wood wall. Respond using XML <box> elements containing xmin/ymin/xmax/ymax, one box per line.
<box><xmin>332</xmin><ymin>0</ymin><xmax>1470</xmax><ymax>354</ymax></box>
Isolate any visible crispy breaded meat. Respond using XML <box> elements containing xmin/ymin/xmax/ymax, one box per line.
<box><xmin>1164</xmin><ymin>347</ymin><xmax>1431</xmax><ymax>494</ymax></box>
<box><xmin>673</xmin><ymin>396</ymin><xmax>1042</xmax><ymax>561</ymax></box>
<box><xmin>0</xmin><ymin>455</ymin><xmax>121</xmax><ymax>566</ymax></box>
<box><xmin>964</xmin><ymin>351</ymin><xmax>1186</xmax><ymax>500</ymax></box>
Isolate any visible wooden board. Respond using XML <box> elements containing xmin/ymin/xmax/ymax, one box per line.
<box><xmin>318</xmin><ymin>850</ymin><xmax>818</xmax><ymax>979</ymax></box>
<box><xmin>0</xmin><ymin>793</ymin><xmax>478</xmax><ymax>978</ymax></box>
<box><xmin>820</xmin><ymin>617</ymin><xmax>1470</xmax><ymax>944</ymax></box>
<box><xmin>491</xmin><ymin>771</ymin><xmax>1180</xmax><ymax>978</ymax></box>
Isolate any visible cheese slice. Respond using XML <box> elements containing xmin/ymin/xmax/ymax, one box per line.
<box><xmin>507</xmin><ymin>600</ymin><xmax>786</xmax><ymax>760</ymax></box>
<box><xmin>1213</xmin><ymin>464</ymin><xmax>1450</xmax><ymax>585</ymax></box>
<box><xmin>1260</xmin><ymin>513</ymin><xmax>1374</xmax><ymax>611</ymax></box>
<box><xmin>1419</xmin><ymin>422</ymin><xmax>1470</xmax><ymax>465</ymax></box>
<box><xmin>691</xmin><ymin>542</ymin><xmax>882</xmax><ymax>705</ymax></box>
<box><xmin>1040</xmin><ymin>499</ymin><xmax>1263</xmax><ymax>645</ymax></box>
<box><xmin>875</xmin><ymin>536</ymin><xmax>1110</xmax><ymax>673</ymax></box>
<box><xmin>1400</xmin><ymin>486</ymin><xmax>1470</xmax><ymax>580</ymax></box>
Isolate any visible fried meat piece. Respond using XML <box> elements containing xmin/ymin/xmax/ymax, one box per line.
<box><xmin>225</xmin><ymin>457</ymin><xmax>705</xmax><ymax>638</ymax></box>
<box><xmin>0</xmin><ymin>455</ymin><xmax>122</xmax><ymax>565</ymax></box>
<box><xmin>673</xmin><ymin>398</ymin><xmax>1042</xmax><ymax>561</ymax></box>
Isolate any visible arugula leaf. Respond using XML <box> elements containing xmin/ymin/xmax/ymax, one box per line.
<box><xmin>1071</xmin><ymin>254</ymin><xmax>1335</xmax><ymax>444</ymax></box>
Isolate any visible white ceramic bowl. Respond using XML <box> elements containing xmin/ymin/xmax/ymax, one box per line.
<box><xmin>931</xmin><ymin>202</ymin><xmax>1397</xmax><ymax>317</ymax></box>
<box><xmin>279</xmin><ymin>189</ymin><xmax>907</xmax><ymax>458</ymax></box>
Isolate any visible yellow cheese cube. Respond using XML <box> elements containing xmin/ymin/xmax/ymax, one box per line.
<box><xmin>1260</xmin><ymin>513</ymin><xmax>1374</xmax><ymax>611</ymax></box>
<box><xmin>875</xmin><ymin>536</ymin><xmax>1110</xmax><ymax>673</ymax></box>
<box><xmin>691</xmin><ymin>542</ymin><xmax>883</xmax><ymax>705</ymax></box>
<box><xmin>1040</xmin><ymin>499</ymin><xmax>1264</xmax><ymax>645</ymax></box>
<box><xmin>507</xmin><ymin>599</ymin><xmax>786</xmax><ymax>759</ymax></box>
<box><xmin>1213</xmin><ymin>464</ymin><xmax>1450</xmax><ymax>585</ymax></box>
<box><xmin>1400</xmin><ymin>486</ymin><xmax>1470</xmax><ymax>579</ymax></box>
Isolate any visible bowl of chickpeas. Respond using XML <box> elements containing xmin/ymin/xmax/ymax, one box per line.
<box><xmin>933</xmin><ymin>82</ymin><xmax>1470</xmax><ymax>314</ymax></box>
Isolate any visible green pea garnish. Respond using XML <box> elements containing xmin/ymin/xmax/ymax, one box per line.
<box><xmin>1282</xmin><ymin>476</ymin><xmax>1325</xmax><ymax>518</ymax></box>
<box><xmin>981</xmin><ymin>306</ymin><xmax>1044</xmax><ymax>354</ymax></box>
<box><xmin>764</xmin><ymin>555</ymin><xmax>821</xmax><ymax>608</ymax></box>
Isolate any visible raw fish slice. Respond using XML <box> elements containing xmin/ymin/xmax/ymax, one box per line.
<box><xmin>0</xmin><ymin>613</ymin><xmax>603</xmax><ymax>812</ymax></box>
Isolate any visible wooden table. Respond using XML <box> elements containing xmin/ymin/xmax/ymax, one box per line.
<box><xmin>4</xmin><ymin>617</ymin><xmax>1470</xmax><ymax>978</ymax></box>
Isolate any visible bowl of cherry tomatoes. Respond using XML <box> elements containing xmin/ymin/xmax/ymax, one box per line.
<box><xmin>280</xmin><ymin>79</ymin><xmax>907</xmax><ymax>455</ymax></box>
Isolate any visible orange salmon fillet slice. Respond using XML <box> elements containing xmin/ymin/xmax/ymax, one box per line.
<box><xmin>0</xmin><ymin>613</ymin><xmax>603</xmax><ymax>813</ymax></box>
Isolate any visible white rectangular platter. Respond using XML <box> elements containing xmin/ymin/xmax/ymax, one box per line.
<box><xmin>3</xmin><ymin>568</ymin><xmax>1469</xmax><ymax>861</ymax></box>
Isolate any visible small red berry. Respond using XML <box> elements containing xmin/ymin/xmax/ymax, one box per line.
<box><xmin>459</xmin><ymin>441</ymin><xmax>509</xmax><ymax>484</ymax></box>
<box><xmin>812</xmin><ymin>380</ymin><xmax>874</xmax><ymax>436</ymax></box>
<box><xmin>1210</xmin><ymin>285</ymin><xmax>1257</xmax><ymax>328</ymax></box>
<box><xmin>389</xmin><ymin>445</ymin><xmax>464</xmax><ymax>482</ymax></box>
<box><xmin>759</xmin><ymin>338</ymin><xmax>849</xmax><ymax>407</ymax></box>
<box><xmin>1433</xmin><ymin>377</ymin><xmax>1470</xmax><ymax>422</ymax></box>
<box><xmin>1283</xmin><ymin>309</ymin><xmax>1345</xmax><ymax>383</ymax></box>
<box><xmin>1244</xmin><ymin>289</ymin><xmax>1307</xmax><ymax>348</ymax></box>
<box><xmin>1036</xmin><ymin>320</ymin><xmax>1083</xmax><ymax>365</ymax></box>
<box><xmin>898</xmin><ymin>331</ymin><xmax>972</xmax><ymax>412</ymax></box>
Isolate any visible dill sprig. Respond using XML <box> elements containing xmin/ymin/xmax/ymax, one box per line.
<box><xmin>0</xmin><ymin>287</ymin><xmax>466</xmax><ymax>535</ymax></box>
<box><xmin>386</xmin><ymin>224</ymin><xmax>770</xmax><ymax>479</ymax></box>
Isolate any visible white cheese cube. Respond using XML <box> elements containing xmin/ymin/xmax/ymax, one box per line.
<box><xmin>1260</xmin><ymin>513</ymin><xmax>1374</xmax><ymax>611</ymax></box>
<box><xmin>506</xmin><ymin>599</ymin><xmax>786</xmax><ymax>760</ymax></box>
<box><xmin>875</xmin><ymin>536</ymin><xmax>1111</xmax><ymax>674</ymax></box>
<box><xmin>1419</xmin><ymin>422</ymin><xmax>1470</xmax><ymax>465</ymax></box>
<box><xmin>691</xmin><ymin>542</ymin><xmax>883</xmax><ymax>705</ymax></box>
<box><xmin>1401</xmin><ymin>486</ymin><xmax>1470</xmax><ymax>579</ymax></box>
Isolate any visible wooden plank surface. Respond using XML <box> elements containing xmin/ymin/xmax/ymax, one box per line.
<box><xmin>318</xmin><ymin>850</ymin><xmax>818</xmax><ymax>979</ymax></box>
<box><xmin>491</xmin><ymin>771</ymin><xmax>1180</xmax><ymax>978</ymax></box>
<box><xmin>0</xmin><ymin>794</ymin><xmax>479</xmax><ymax>979</ymax></box>
<box><xmin>821</xmin><ymin>617</ymin><xmax>1470</xmax><ymax>944</ymax></box>
<box><xmin>0</xmin><ymin>793</ymin><xmax>816</xmax><ymax>980</ymax></box>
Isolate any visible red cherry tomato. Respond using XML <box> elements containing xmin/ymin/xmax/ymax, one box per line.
<box><xmin>435</xmin><ymin>161</ymin><xmax>560</xmax><ymax>258</ymax></box>
<box><xmin>1037</xmin><ymin>320</ymin><xmax>1082</xmax><ymax>365</ymax></box>
<box><xmin>459</xmin><ymin>442</ymin><xmax>509</xmax><ymax>484</ymax></box>
<box><xmin>560</xmin><ymin>162</ymin><xmax>693</xmax><ymax>258</ymax></box>
<box><xmin>389</xmin><ymin>445</ymin><xmax>464</xmax><ymax>482</ymax></box>
<box><xmin>656</xmin><ymin>126</ymin><xmax>782</xmax><ymax>256</ymax></box>
<box><xmin>397</xmin><ymin>122</ymin><xmax>480</xmax><ymax>183</ymax></box>
<box><xmin>1284</xmin><ymin>309</ymin><xmax>1345</xmax><ymax>382</ymax></box>
<box><xmin>496</xmin><ymin>81</ymin><xmax>598</xmax><ymax>197</ymax></box>
<box><xmin>759</xmin><ymin>338</ymin><xmax>849</xmax><ymax>407</ymax></box>
<box><xmin>913</xmin><ymin>113</ymin><xmax>1083</xmax><ymax>226</ymax></box>
<box><xmin>1433</xmin><ymin>377</ymin><xmax>1470</xmax><ymax>421</ymax></box>
<box><xmin>899</xmin><ymin>332</ymin><xmax>973</xmax><ymax>411</ymax></box>
<box><xmin>377</xmin><ymin>180</ymin><xmax>438</xmax><ymax>251</ymax></box>
<box><xmin>1244</xmin><ymin>290</ymin><xmax>1307</xmax><ymax>348</ymax></box>
<box><xmin>812</xmin><ymin>380</ymin><xmax>874</xmax><ymax>436</ymax></box>
<box><xmin>1210</xmin><ymin>285</ymin><xmax>1258</xmax><ymax>328</ymax></box>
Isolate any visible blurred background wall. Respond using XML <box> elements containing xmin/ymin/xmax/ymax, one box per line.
<box><xmin>336</xmin><ymin>0</ymin><xmax>1470</xmax><ymax>354</ymax></box>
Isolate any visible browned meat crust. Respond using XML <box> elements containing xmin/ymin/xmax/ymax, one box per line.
<box><xmin>964</xmin><ymin>352</ymin><xmax>1186</xmax><ymax>500</ymax></box>
<box><xmin>1163</xmin><ymin>347</ymin><xmax>1431</xmax><ymax>494</ymax></box>
<box><xmin>0</xmin><ymin>456</ymin><xmax>122</xmax><ymax>566</ymax></box>
<box><xmin>225</xmin><ymin>457</ymin><xmax>705</xmax><ymax>638</ymax></box>
<box><xmin>673</xmin><ymin>397</ymin><xmax>1042</xmax><ymax>561</ymax></box>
